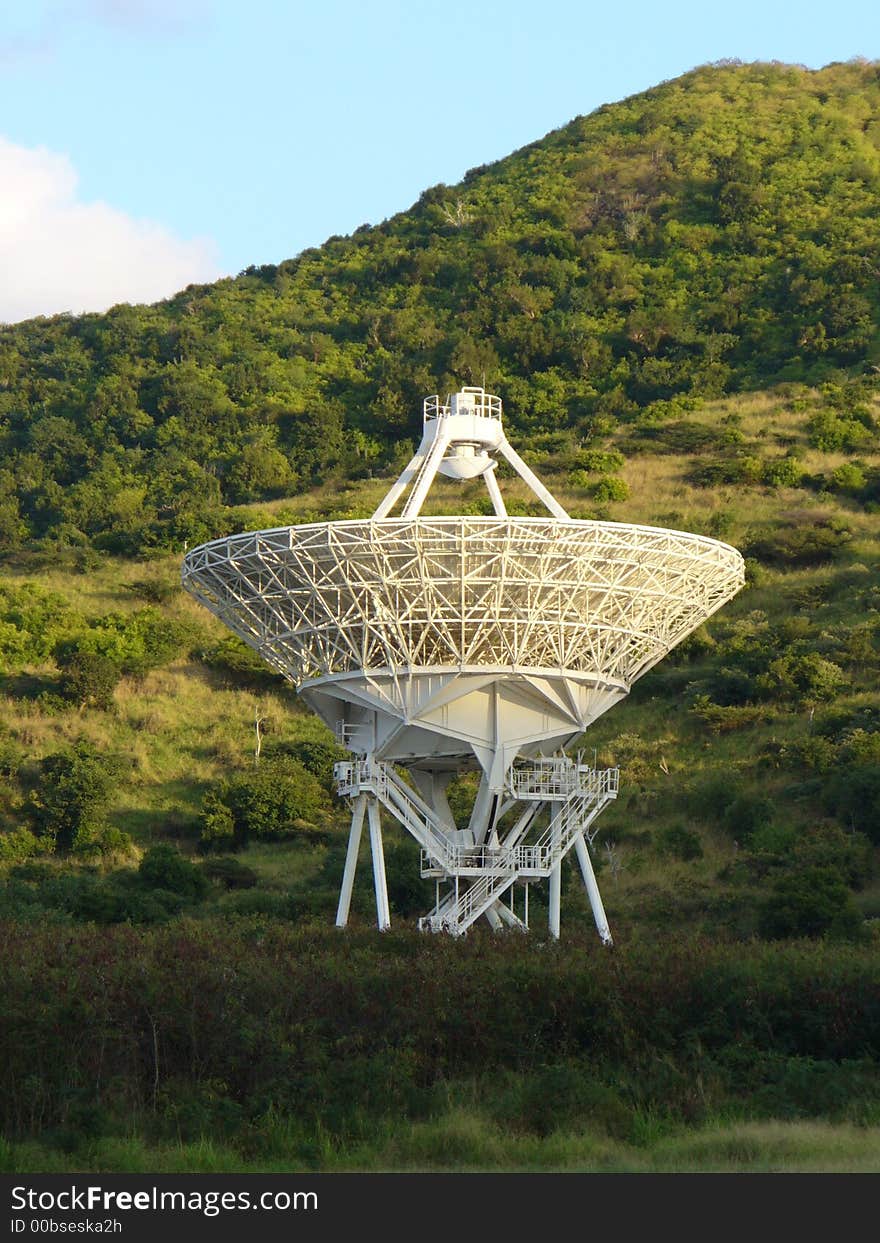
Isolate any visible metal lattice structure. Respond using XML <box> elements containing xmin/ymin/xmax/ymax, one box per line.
<box><xmin>183</xmin><ymin>387</ymin><xmax>745</xmax><ymax>941</ymax></box>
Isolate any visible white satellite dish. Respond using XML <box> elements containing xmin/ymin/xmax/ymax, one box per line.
<box><xmin>183</xmin><ymin>389</ymin><xmax>744</xmax><ymax>941</ymax></box>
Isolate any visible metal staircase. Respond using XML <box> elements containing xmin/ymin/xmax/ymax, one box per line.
<box><xmin>335</xmin><ymin>758</ymin><xmax>618</xmax><ymax>937</ymax></box>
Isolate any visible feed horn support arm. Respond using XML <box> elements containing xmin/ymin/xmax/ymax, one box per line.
<box><xmin>372</xmin><ymin>387</ymin><xmax>569</xmax><ymax>521</ymax></box>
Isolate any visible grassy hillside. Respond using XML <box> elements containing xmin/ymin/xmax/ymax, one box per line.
<box><xmin>1</xmin><ymin>59</ymin><xmax>880</xmax><ymax>555</ymax></box>
<box><xmin>1</xmin><ymin>382</ymin><xmax>878</xmax><ymax>938</ymax></box>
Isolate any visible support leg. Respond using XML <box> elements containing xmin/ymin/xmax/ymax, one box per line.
<box><xmin>371</xmin><ymin>451</ymin><xmax>425</xmax><ymax>519</ymax></box>
<box><xmin>483</xmin><ymin>464</ymin><xmax>508</xmax><ymax>517</ymax></box>
<box><xmin>549</xmin><ymin>862</ymin><xmax>561</xmax><ymax>939</ymax></box>
<box><xmin>367</xmin><ymin>797</ymin><xmax>391</xmax><ymax>931</ymax></box>
<box><xmin>336</xmin><ymin>794</ymin><xmax>366</xmax><ymax>928</ymax></box>
<box><xmin>549</xmin><ymin>808</ymin><xmax>561</xmax><ymax>939</ymax></box>
<box><xmin>495</xmin><ymin>898</ymin><xmax>527</xmax><ymax>931</ymax></box>
<box><xmin>498</xmin><ymin>437</ymin><xmax>570</xmax><ymax>520</ymax></box>
<box><xmin>466</xmin><ymin>774</ymin><xmax>494</xmax><ymax>846</ymax></box>
<box><xmin>484</xmin><ymin>904</ymin><xmax>502</xmax><ymax>931</ymax></box>
<box><xmin>400</xmin><ymin>428</ymin><xmax>452</xmax><ymax>518</ymax></box>
<box><xmin>575</xmin><ymin>834</ymin><xmax>613</xmax><ymax>946</ymax></box>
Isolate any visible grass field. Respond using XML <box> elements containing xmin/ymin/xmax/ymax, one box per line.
<box><xmin>4</xmin><ymin>1118</ymin><xmax>880</xmax><ymax>1174</ymax></box>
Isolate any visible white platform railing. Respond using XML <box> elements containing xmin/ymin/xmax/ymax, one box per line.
<box><xmin>334</xmin><ymin>757</ymin><xmax>618</xmax><ymax>936</ymax></box>
<box><xmin>423</xmin><ymin>388</ymin><xmax>503</xmax><ymax>425</ymax></box>
<box><xmin>508</xmin><ymin>760</ymin><xmax>619</xmax><ymax>802</ymax></box>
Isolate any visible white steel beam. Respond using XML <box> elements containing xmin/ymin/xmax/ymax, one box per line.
<box><xmin>497</xmin><ymin>437</ymin><xmax>570</xmax><ymax>520</ymax></box>
<box><xmin>372</xmin><ymin>451</ymin><xmax>426</xmax><ymax>520</ymax></box>
<box><xmin>367</xmin><ymin>797</ymin><xmax>391</xmax><ymax>930</ymax></box>
<box><xmin>548</xmin><ymin>862</ymin><xmax>561</xmax><ymax>939</ymax></box>
<box><xmin>484</xmin><ymin>904</ymin><xmax>503</xmax><ymax>930</ymax></box>
<box><xmin>335</xmin><ymin>792</ymin><xmax>367</xmax><ymax>927</ymax></box>
<box><xmin>574</xmin><ymin>834</ymin><xmax>612</xmax><ymax>946</ymax></box>
<box><xmin>400</xmin><ymin>426</ymin><xmax>453</xmax><ymax>518</ymax></box>
<box><xmin>483</xmin><ymin>464</ymin><xmax>508</xmax><ymax>517</ymax></box>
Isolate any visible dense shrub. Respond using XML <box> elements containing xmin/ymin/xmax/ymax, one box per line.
<box><xmin>721</xmin><ymin>791</ymin><xmax>777</xmax><ymax>841</ymax></box>
<box><xmin>591</xmin><ymin>476</ymin><xmax>629</xmax><ymax>503</ymax></box>
<box><xmin>762</xmin><ymin>455</ymin><xmax>803</xmax><ymax>488</ymax></box>
<box><xmin>1</xmin><ymin>924</ymin><xmax>879</xmax><ymax>1143</ymax></box>
<box><xmin>746</xmin><ymin>517</ymin><xmax>852</xmax><ymax>567</ymax></box>
<box><xmin>54</xmin><ymin>609</ymin><xmax>195</xmax><ymax>680</ymax></box>
<box><xmin>383</xmin><ymin>837</ymin><xmax>433</xmax><ymax>917</ymax></box>
<box><xmin>0</xmin><ymin>827</ymin><xmax>42</xmax><ymax>865</ymax></box>
<box><xmin>0</xmin><ymin>583</ymin><xmax>75</xmax><ymax>670</ymax></box>
<box><xmin>758</xmin><ymin>867</ymin><xmax>864</xmax><ymax>940</ymax></box>
<box><xmin>807</xmin><ymin>410</ymin><xmax>874</xmax><ymax>452</ymax></box>
<box><xmin>695</xmin><ymin>667</ymin><xmax>756</xmax><ymax>706</ymax></box>
<box><xmin>198</xmin><ymin>635</ymin><xmax>284</xmax><ymax>688</ymax></box>
<box><xmin>755</xmin><ymin>652</ymin><xmax>847</xmax><ymax>706</ymax></box>
<box><xmin>625</xmin><ymin>420</ymin><xmax>736</xmax><ymax>456</ymax></box>
<box><xmin>200</xmin><ymin>857</ymin><xmax>259</xmax><ymax>889</ymax></box>
<box><xmin>56</xmin><ymin>648</ymin><xmax>121</xmax><ymax>710</ymax></box>
<box><xmin>199</xmin><ymin>759</ymin><xmax>329</xmax><ymax>850</ymax></box>
<box><xmin>822</xmin><ymin>763</ymin><xmax>880</xmax><ymax>841</ymax></box>
<box><xmin>0</xmin><ymin>864</ymin><xmax>186</xmax><ymax>926</ymax></box>
<box><xmin>827</xmin><ymin>463</ymin><xmax>867</xmax><ymax>494</ymax></box>
<box><xmin>269</xmin><ymin>738</ymin><xmax>347</xmax><ymax>791</ymax></box>
<box><xmin>571</xmin><ymin>447</ymin><xmax>625</xmax><ymax>473</ymax></box>
<box><xmin>138</xmin><ymin>844</ymin><xmax>209</xmax><ymax>900</ymax></box>
<box><xmin>27</xmin><ymin>744</ymin><xmax>118</xmax><ymax>853</ymax></box>
<box><xmin>655</xmin><ymin>824</ymin><xmax>703</xmax><ymax>861</ymax></box>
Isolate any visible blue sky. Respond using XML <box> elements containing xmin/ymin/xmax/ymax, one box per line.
<box><xmin>0</xmin><ymin>0</ymin><xmax>878</xmax><ymax>320</ymax></box>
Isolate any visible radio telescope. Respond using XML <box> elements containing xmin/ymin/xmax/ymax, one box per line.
<box><xmin>182</xmin><ymin>388</ymin><xmax>744</xmax><ymax>941</ymax></box>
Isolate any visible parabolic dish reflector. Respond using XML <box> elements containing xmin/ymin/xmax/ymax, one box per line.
<box><xmin>182</xmin><ymin>516</ymin><xmax>743</xmax><ymax>688</ymax></box>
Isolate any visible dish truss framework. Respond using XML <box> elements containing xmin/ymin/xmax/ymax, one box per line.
<box><xmin>183</xmin><ymin>387</ymin><xmax>745</xmax><ymax>940</ymax></box>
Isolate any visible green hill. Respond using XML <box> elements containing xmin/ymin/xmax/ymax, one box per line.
<box><xmin>2</xmin><ymin>60</ymin><xmax>880</xmax><ymax>1172</ymax></box>
<box><xmin>2</xmin><ymin>58</ymin><xmax>880</xmax><ymax>555</ymax></box>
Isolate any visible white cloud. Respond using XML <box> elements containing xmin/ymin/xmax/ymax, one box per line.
<box><xmin>0</xmin><ymin>136</ymin><xmax>221</xmax><ymax>323</ymax></box>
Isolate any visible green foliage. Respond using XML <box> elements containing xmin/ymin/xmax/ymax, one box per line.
<box><xmin>54</xmin><ymin>608</ymin><xmax>195</xmax><ymax>680</ymax></box>
<box><xmin>577</xmin><ymin>448</ymin><xmax>626</xmax><ymax>473</ymax></box>
<box><xmin>0</xmin><ymin>860</ymin><xmax>190</xmax><ymax>925</ymax></box>
<box><xmin>746</xmin><ymin>517</ymin><xmax>852</xmax><ymax>567</ymax></box>
<box><xmin>828</xmin><ymin>463</ymin><xmax>867</xmax><ymax>494</ymax></box>
<box><xmin>762</xmin><ymin>456</ymin><xmax>804</xmax><ymax>488</ymax></box>
<box><xmin>138</xmin><ymin>844</ymin><xmax>209</xmax><ymax>900</ymax></box>
<box><xmin>199</xmin><ymin>792</ymin><xmax>237</xmax><ymax>851</ymax></box>
<box><xmin>807</xmin><ymin>411</ymin><xmax>875</xmax><ymax>453</ymax></box>
<box><xmin>199</xmin><ymin>758</ymin><xmax>328</xmax><ymax>849</ymax></box>
<box><xmin>28</xmin><ymin>744</ymin><xmax>118</xmax><ymax>853</ymax></box>
<box><xmin>758</xmin><ymin>867</ymin><xmax>864</xmax><ymax>941</ymax></box>
<box><xmin>0</xmin><ymin>583</ymin><xmax>75</xmax><ymax>670</ymax></box>
<box><xmin>823</xmin><ymin>764</ymin><xmax>880</xmax><ymax>842</ymax></box>
<box><xmin>721</xmin><ymin>791</ymin><xmax>777</xmax><ymax>841</ymax></box>
<box><xmin>690</xmin><ymin>695</ymin><xmax>768</xmax><ymax>734</ymax></box>
<box><xmin>755</xmin><ymin>652</ymin><xmax>847</xmax><ymax>706</ymax></box>
<box><xmin>200</xmin><ymin>856</ymin><xmax>259</xmax><ymax>890</ymax></box>
<box><xmin>0</xmin><ymin>827</ymin><xmax>42</xmax><ymax>865</ymax></box>
<box><xmin>626</xmin><ymin>420</ymin><xmax>738</xmax><ymax>456</ymax></box>
<box><xmin>2</xmin><ymin>925</ymin><xmax>880</xmax><ymax>1152</ymax></box>
<box><xmin>2</xmin><ymin>61</ymin><xmax>880</xmax><ymax>555</ymax></box>
<box><xmin>591</xmin><ymin>476</ymin><xmax>630</xmax><ymax>503</ymax></box>
<box><xmin>382</xmin><ymin>837</ymin><xmax>433</xmax><ymax>917</ymax></box>
<box><xmin>655</xmin><ymin>824</ymin><xmax>704</xmax><ymax>861</ymax></box>
<box><xmin>56</xmin><ymin>649</ymin><xmax>121</xmax><ymax>710</ymax></box>
<box><xmin>198</xmin><ymin>635</ymin><xmax>284</xmax><ymax>689</ymax></box>
<box><xmin>266</xmin><ymin>738</ymin><xmax>347</xmax><ymax>791</ymax></box>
